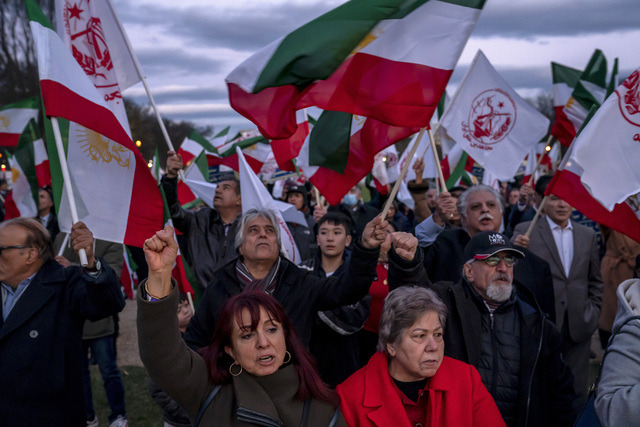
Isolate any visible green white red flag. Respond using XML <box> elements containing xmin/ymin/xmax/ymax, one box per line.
<box><xmin>33</xmin><ymin>136</ymin><xmax>51</xmax><ymax>187</ymax></box>
<box><xmin>179</xmin><ymin>150</ymin><xmax>217</xmax><ymax>209</ymax></box>
<box><xmin>227</xmin><ymin>0</ymin><xmax>486</xmax><ymax>139</ymax></box>
<box><xmin>440</xmin><ymin>143</ymin><xmax>476</xmax><ymax>189</ymax></box>
<box><xmin>208</xmin><ymin>130</ymin><xmax>272</xmax><ymax>174</ymax></box>
<box><xmin>4</xmin><ymin>120</ymin><xmax>41</xmax><ymax>219</ymax></box>
<box><xmin>549</xmin><ymin>62</ymin><xmax>581</xmax><ymax>145</ymax></box>
<box><xmin>120</xmin><ymin>245</ymin><xmax>138</xmax><ymax>300</ymax></box>
<box><xmin>27</xmin><ymin>0</ymin><xmax>163</xmax><ymax>246</ymax></box>
<box><xmin>177</xmin><ymin>130</ymin><xmax>220</xmax><ymax>165</ymax></box>
<box><xmin>551</xmin><ymin>50</ymin><xmax>608</xmax><ymax>147</ymax></box>
<box><xmin>0</xmin><ymin>97</ymin><xmax>40</xmax><ymax>147</ymax></box>
<box><xmin>271</xmin><ymin>109</ymin><xmax>309</xmax><ymax>172</ymax></box>
<box><xmin>439</xmin><ymin>50</ymin><xmax>549</xmax><ymax>181</ymax></box>
<box><xmin>296</xmin><ymin>110</ymin><xmax>417</xmax><ymax>205</ymax></box>
<box><xmin>547</xmin><ymin>70</ymin><xmax>640</xmax><ymax>244</ymax></box>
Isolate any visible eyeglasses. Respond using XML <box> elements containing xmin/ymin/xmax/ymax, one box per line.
<box><xmin>0</xmin><ymin>245</ymin><xmax>28</xmax><ymax>255</ymax></box>
<box><xmin>478</xmin><ymin>255</ymin><xmax>518</xmax><ymax>267</ymax></box>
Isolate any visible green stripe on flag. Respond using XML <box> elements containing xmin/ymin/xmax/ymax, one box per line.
<box><xmin>0</xmin><ymin>96</ymin><xmax>40</xmax><ymax>111</ymax></box>
<box><xmin>551</xmin><ymin>62</ymin><xmax>581</xmax><ymax>86</ymax></box>
<box><xmin>193</xmin><ymin>151</ymin><xmax>211</xmax><ymax>179</ymax></box>
<box><xmin>187</xmin><ymin>129</ymin><xmax>217</xmax><ymax>152</ymax></box>
<box><xmin>445</xmin><ymin>151</ymin><xmax>469</xmax><ymax>189</ymax></box>
<box><xmin>42</xmin><ymin>111</ymin><xmax>69</xmax><ymax>211</ymax></box>
<box><xmin>389</xmin><ymin>0</ymin><xmax>485</xmax><ymax>19</ymax></box>
<box><xmin>24</xmin><ymin>0</ymin><xmax>54</xmax><ymax>30</ymax></box>
<box><xmin>255</xmin><ymin>0</ymin><xmax>408</xmax><ymax>92</ymax></box>
<box><xmin>607</xmin><ymin>58</ymin><xmax>618</xmax><ymax>98</ymax></box>
<box><xmin>573</xmin><ymin>50</ymin><xmax>607</xmax><ymax>111</ymax></box>
<box><xmin>218</xmin><ymin>136</ymin><xmax>269</xmax><ymax>157</ymax></box>
<box><xmin>309</xmin><ymin>110</ymin><xmax>351</xmax><ymax>174</ymax></box>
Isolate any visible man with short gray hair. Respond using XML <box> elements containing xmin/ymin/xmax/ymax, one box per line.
<box><xmin>185</xmin><ymin>208</ymin><xmax>388</xmax><ymax>350</ymax></box>
<box><xmin>389</xmin><ymin>231</ymin><xmax>576</xmax><ymax>426</ymax></box>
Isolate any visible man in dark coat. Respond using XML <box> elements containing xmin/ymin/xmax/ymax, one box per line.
<box><xmin>389</xmin><ymin>231</ymin><xmax>577</xmax><ymax>426</ymax></box>
<box><xmin>0</xmin><ymin>218</ymin><xmax>124</xmax><ymax>426</ymax></box>
<box><xmin>162</xmin><ymin>150</ymin><xmax>242</xmax><ymax>288</ymax></box>
<box><xmin>184</xmin><ymin>208</ymin><xmax>385</xmax><ymax>350</ymax></box>
<box><xmin>421</xmin><ymin>184</ymin><xmax>557</xmax><ymax>322</ymax></box>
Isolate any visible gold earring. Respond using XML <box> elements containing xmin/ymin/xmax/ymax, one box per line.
<box><xmin>229</xmin><ymin>361</ymin><xmax>243</xmax><ymax>377</ymax></box>
<box><xmin>283</xmin><ymin>351</ymin><xmax>292</xmax><ymax>364</ymax></box>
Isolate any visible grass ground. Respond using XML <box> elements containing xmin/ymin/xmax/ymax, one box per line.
<box><xmin>90</xmin><ymin>365</ymin><xmax>162</xmax><ymax>426</ymax></box>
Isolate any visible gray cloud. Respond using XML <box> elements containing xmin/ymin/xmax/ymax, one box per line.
<box><xmin>135</xmin><ymin>47</ymin><xmax>226</xmax><ymax>76</ymax></box>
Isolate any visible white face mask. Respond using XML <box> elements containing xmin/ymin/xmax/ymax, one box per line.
<box><xmin>343</xmin><ymin>194</ymin><xmax>358</xmax><ymax>207</ymax></box>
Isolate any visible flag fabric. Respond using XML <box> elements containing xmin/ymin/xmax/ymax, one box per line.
<box><xmin>522</xmin><ymin>148</ymin><xmax>537</xmax><ymax>186</ymax></box>
<box><xmin>440</xmin><ymin>143</ymin><xmax>475</xmax><ymax>189</ymax></box>
<box><xmin>177</xmin><ymin>136</ymin><xmax>205</xmax><ymax>165</ymax></box>
<box><xmin>237</xmin><ymin>147</ymin><xmax>301</xmax><ymax>264</ymax></box>
<box><xmin>27</xmin><ymin>0</ymin><xmax>163</xmax><ymax>246</ymax></box>
<box><xmin>551</xmin><ymin>50</ymin><xmax>608</xmax><ymax>147</ymax></box>
<box><xmin>151</xmin><ymin>146</ymin><xmax>163</xmax><ymax>182</ymax></box>
<box><xmin>181</xmin><ymin>150</ymin><xmax>217</xmax><ymax>209</ymax></box>
<box><xmin>120</xmin><ymin>245</ymin><xmax>138</xmax><ymax>300</ymax></box>
<box><xmin>208</xmin><ymin>131</ymin><xmax>272</xmax><ymax>173</ymax></box>
<box><xmin>546</xmin><ymin>72</ymin><xmax>640</xmax><ymax>244</ymax></box>
<box><xmin>607</xmin><ymin>58</ymin><xmax>619</xmax><ymax>98</ymax></box>
<box><xmin>296</xmin><ymin>110</ymin><xmax>418</xmax><ymax>205</ymax></box>
<box><xmin>0</xmin><ymin>97</ymin><xmax>40</xmax><ymax>147</ymax></box>
<box><xmin>549</xmin><ymin>62</ymin><xmax>582</xmax><ymax>145</ymax></box>
<box><xmin>33</xmin><ymin>137</ymin><xmax>51</xmax><ymax>187</ymax></box>
<box><xmin>227</xmin><ymin>0</ymin><xmax>486</xmax><ymax>139</ymax></box>
<box><xmin>271</xmin><ymin>109</ymin><xmax>310</xmax><ymax>172</ymax></box>
<box><xmin>4</xmin><ymin>120</ymin><xmax>42</xmax><ymax>219</ymax></box>
<box><xmin>439</xmin><ymin>50</ymin><xmax>550</xmax><ymax>181</ymax></box>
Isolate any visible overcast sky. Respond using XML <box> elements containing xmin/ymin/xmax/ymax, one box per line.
<box><xmin>114</xmin><ymin>0</ymin><xmax>640</xmax><ymax>135</ymax></box>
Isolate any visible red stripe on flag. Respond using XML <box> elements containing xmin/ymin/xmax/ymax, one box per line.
<box><xmin>120</xmin><ymin>262</ymin><xmax>134</xmax><ymax>300</ymax></box>
<box><xmin>300</xmin><ymin>53</ymin><xmax>452</xmax><ymax>129</ymax></box>
<box><xmin>0</xmin><ymin>133</ymin><xmax>21</xmax><ymax>147</ymax></box>
<box><xmin>271</xmin><ymin>121</ymin><xmax>309</xmax><ymax>172</ymax></box>
<box><xmin>178</xmin><ymin>180</ymin><xmax>197</xmax><ymax>205</ymax></box>
<box><xmin>550</xmin><ymin>107</ymin><xmax>576</xmax><ymax>147</ymax></box>
<box><xmin>177</xmin><ymin>150</ymin><xmax>195</xmax><ymax>166</ymax></box>
<box><xmin>3</xmin><ymin>192</ymin><xmax>21</xmax><ymax>220</ymax></box>
<box><xmin>547</xmin><ymin>169</ymin><xmax>640</xmax><ymax>243</ymax></box>
<box><xmin>36</xmin><ymin>161</ymin><xmax>51</xmax><ymax>187</ymax></box>
<box><xmin>172</xmin><ymin>255</ymin><xmax>194</xmax><ymax>295</ymax></box>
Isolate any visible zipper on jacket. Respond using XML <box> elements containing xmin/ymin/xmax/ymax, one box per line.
<box><xmin>490</xmin><ymin>312</ymin><xmax>498</xmax><ymax>396</ymax></box>
<box><xmin>523</xmin><ymin>314</ymin><xmax>545</xmax><ymax>427</ymax></box>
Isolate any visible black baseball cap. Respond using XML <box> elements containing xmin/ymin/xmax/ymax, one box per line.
<box><xmin>463</xmin><ymin>231</ymin><xmax>525</xmax><ymax>262</ymax></box>
<box><xmin>287</xmin><ymin>185</ymin><xmax>308</xmax><ymax>198</ymax></box>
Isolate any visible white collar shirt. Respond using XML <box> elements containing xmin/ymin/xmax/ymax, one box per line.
<box><xmin>546</xmin><ymin>215</ymin><xmax>574</xmax><ymax>277</ymax></box>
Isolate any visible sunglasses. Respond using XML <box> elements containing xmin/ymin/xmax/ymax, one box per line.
<box><xmin>478</xmin><ymin>255</ymin><xmax>518</xmax><ymax>267</ymax></box>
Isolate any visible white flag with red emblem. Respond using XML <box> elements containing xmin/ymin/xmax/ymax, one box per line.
<box><xmin>439</xmin><ymin>50</ymin><xmax>549</xmax><ymax>181</ymax></box>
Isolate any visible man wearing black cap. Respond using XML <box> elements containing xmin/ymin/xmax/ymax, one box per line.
<box><xmin>388</xmin><ymin>231</ymin><xmax>577</xmax><ymax>426</ymax></box>
<box><xmin>285</xmin><ymin>185</ymin><xmax>316</xmax><ymax>262</ymax></box>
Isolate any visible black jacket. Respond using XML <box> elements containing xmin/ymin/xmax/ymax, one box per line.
<box><xmin>184</xmin><ymin>240</ymin><xmax>379</xmax><ymax>350</ymax></box>
<box><xmin>389</xmin><ymin>248</ymin><xmax>577</xmax><ymax>426</ymax></box>
<box><xmin>161</xmin><ymin>175</ymin><xmax>240</xmax><ymax>288</ymax></box>
<box><xmin>422</xmin><ymin>228</ymin><xmax>557</xmax><ymax>323</ymax></box>
<box><xmin>0</xmin><ymin>258</ymin><xmax>124</xmax><ymax>426</ymax></box>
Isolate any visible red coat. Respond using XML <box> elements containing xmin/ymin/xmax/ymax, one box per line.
<box><xmin>336</xmin><ymin>352</ymin><xmax>505</xmax><ymax>427</ymax></box>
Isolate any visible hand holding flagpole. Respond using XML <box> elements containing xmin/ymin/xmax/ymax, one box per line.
<box><xmin>50</xmin><ymin>117</ymin><xmax>88</xmax><ymax>266</ymax></box>
<box><xmin>428</xmin><ymin>128</ymin><xmax>448</xmax><ymax>192</ymax></box>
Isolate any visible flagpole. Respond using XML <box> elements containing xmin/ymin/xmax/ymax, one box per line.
<box><xmin>527</xmin><ymin>135</ymin><xmax>556</xmax><ymax>183</ymax></box>
<box><xmin>381</xmin><ymin>127</ymin><xmax>427</xmax><ymax>220</ymax></box>
<box><xmin>428</xmin><ymin>128</ymin><xmax>448</xmax><ymax>191</ymax></box>
<box><xmin>56</xmin><ymin>233</ymin><xmax>70</xmax><ymax>257</ymax></box>
<box><xmin>104</xmin><ymin>0</ymin><xmax>175</xmax><ymax>153</ymax></box>
<box><xmin>50</xmin><ymin>117</ymin><xmax>88</xmax><ymax>266</ymax></box>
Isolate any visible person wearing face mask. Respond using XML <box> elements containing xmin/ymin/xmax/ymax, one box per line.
<box><xmin>337</xmin><ymin>286</ymin><xmax>504</xmax><ymax>426</ymax></box>
<box><xmin>314</xmin><ymin>186</ymin><xmax>379</xmax><ymax>244</ymax></box>
<box><xmin>387</xmin><ymin>231</ymin><xmax>577</xmax><ymax>426</ymax></box>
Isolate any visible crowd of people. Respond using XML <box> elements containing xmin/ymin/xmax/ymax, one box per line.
<box><xmin>1</xmin><ymin>148</ymin><xmax>639</xmax><ymax>427</ymax></box>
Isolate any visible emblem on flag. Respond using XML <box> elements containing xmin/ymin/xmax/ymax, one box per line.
<box><xmin>618</xmin><ymin>70</ymin><xmax>640</xmax><ymax>129</ymax></box>
<box><xmin>462</xmin><ymin>89</ymin><xmax>516</xmax><ymax>150</ymax></box>
<box><xmin>77</xmin><ymin>128</ymin><xmax>131</xmax><ymax>168</ymax></box>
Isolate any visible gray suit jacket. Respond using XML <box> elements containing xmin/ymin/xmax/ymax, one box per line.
<box><xmin>513</xmin><ymin>217</ymin><xmax>603</xmax><ymax>342</ymax></box>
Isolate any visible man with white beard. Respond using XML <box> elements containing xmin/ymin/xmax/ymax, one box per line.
<box><xmin>387</xmin><ymin>231</ymin><xmax>577</xmax><ymax>426</ymax></box>
<box><xmin>419</xmin><ymin>185</ymin><xmax>557</xmax><ymax>322</ymax></box>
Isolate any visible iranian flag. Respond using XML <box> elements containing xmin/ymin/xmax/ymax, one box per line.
<box><xmin>297</xmin><ymin>110</ymin><xmax>418</xmax><ymax>205</ymax></box>
<box><xmin>440</xmin><ymin>143</ymin><xmax>476</xmax><ymax>189</ymax></box>
<box><xmin>547</xmin><ymin>69</ymin><xmax>640</xmax><ymax>244</ymax></box>
<box><xmin>551</xmin><ymin>50</ymin><xmax>608</xmax><ymax>147</ymax></box>
<box><xmin>439</xmin><ymin>50</ymin><xmax>549</xmax><ymax>181</ymax></box>
<box><xmin>237</xmin><ymin>147</ymin><xmax>301</xmax><ymax>264</ymax></box>
<box><xmin>4</xmin><ymin>120</ymin><xmax>41</xmax><ymax>219</ymax></box>
<box><xmin>180</xmin><ymin>150</ymin><xmax>217</xmax><ymax>209</ymax></box>
<box><xmin>0</xmin><ymin>97</ymin><xmax>40</xmax><ymax>147</ymax></box>
<box><xmin>271</xmin><ymin>109</ymin><xmax>310</xmax><ymax>172</ymax></box>
<box><xmin>209</xmin><ymin>131</ymin><xmax>272</xmax><ymax>173</ymax></box>
<box><xmin>177</xmin><ymin>130</ymin><xmax>221</xmax><ymax>165</ymax></box>
<box><xmin>27</xmin><ymin>0</ymin><xmax>163</xmax><ymax>246</ymax></box>
<box><xmin>33</xmin><ymin>137</ymin><xmax>51</xmax><ymax>187</ymax></box>
<box><xmin>227</xmin><ymin>0</ymin><xmax>486</xmax><ymax>139</ymax></box>
<box><xmin>549</xmin><ymin>62</ymin><xmax>581</xmax><ymax>146</ymax></box>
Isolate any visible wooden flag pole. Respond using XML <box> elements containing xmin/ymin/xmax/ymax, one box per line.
<box><xmin>51</xmin><ymin>117</ymin><xmax>88</xmax><ymax>266</ymax></box>
<box><xmin>186</xmin><ymin>292</ymin><xmax>195</xmax><ymax>315</ymax></box>
<box><xmin>313</xmin><ymin>187</ymin><xmax>326</xmax><ymax>210</ymax></box>
<box><xmin>428</xmin><ymin>128</ymin><xmax>448</xmax><ymax>192</ymax></box>
<box><xmin>524</xmin><ymin>196</ymin><xmax>548</xmax><ymax>238</ymax></box>
<box><xmin>528</xmin><ymin>135</ymin><xmax>556</xmax><ymax>183</ymax></box>
<box><xmin>381</xmin><ymin>127</ymin><xmax>427</xmax><ymax>220</ymax></box>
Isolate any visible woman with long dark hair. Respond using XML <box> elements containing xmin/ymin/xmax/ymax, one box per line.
<box><xmin>138</xmin><ymin>225</ymin><xmax>344</xmax><ymax>426</ymax></box>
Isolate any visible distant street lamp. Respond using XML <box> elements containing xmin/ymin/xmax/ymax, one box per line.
<box><xmin>136</xmin><ymin>140</ymin><xmax>142</xmax><ymax>147</ymax></box>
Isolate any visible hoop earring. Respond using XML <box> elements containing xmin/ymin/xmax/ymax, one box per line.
<box><xmin>229</xmin><ymin>361</ymin><xmax>243</xmax><ymax>377</ymax></box>
<box><xmin>283</xmin><ymin>351</ymin><xmax>292</xmax><ymax>364</ymax></box>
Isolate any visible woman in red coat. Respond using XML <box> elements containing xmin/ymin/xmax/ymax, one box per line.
<box><xmin>336</xmin><ymin>286</ymin><xmax>505</xmax><ymax>427</ymax></box>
